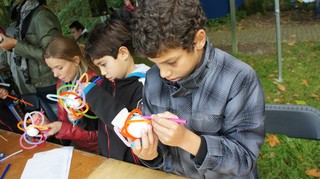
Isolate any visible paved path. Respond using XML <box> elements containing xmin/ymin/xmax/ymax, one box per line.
<box><xmin>207</xmin><ymin>24</ymin><xmax>320</xmax><ymax>46</ymax></box>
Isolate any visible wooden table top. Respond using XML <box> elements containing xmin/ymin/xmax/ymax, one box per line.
<box><xmin>0</xmin><ymin>129</ymin><xmax>106</xmax><ymax>178</ymax></box>
<box><xmin>0</xmin><ymin>129</ymin><xmax>186</xmax><ymax>179</ymax></box>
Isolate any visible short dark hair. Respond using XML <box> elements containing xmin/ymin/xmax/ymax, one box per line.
<box><xmin>69</xmin><ymin>20</ymin><xmax>85</xmax><ymax>31</ymax></box>
<box><xmin>85</xmin><ymin>11</ymin><xmax>133</xmax><ymax>60</ymax></box>
<box><xmin>132</xmin><ymin>0</ymin><xmax>207</xmax><ymax>58</ymax></box>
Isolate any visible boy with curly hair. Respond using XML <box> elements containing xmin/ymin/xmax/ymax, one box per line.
<box><xmin>130</xmin><ymin>0</ymin><xmax>265</xmax><ymax>178</ymax></box>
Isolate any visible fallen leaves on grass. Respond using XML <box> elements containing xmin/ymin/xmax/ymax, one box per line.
<box><xmin>273</xmin><ymin>98</ymin><xmax>281</xmax><ymax>103</ymax></box>
<box><xmin>269</xmin><ymin>152</ymin><xmax>276</xmax><ymax>158</ymax></box>
<box><xmin>266</xmin><ymin>134</ymin><xmax>280</xmax><ymax>147</ymax></box>
<box><xmin>292</xmin><ymin>93</ymin><xmax>299</xmax><ymax>97</ymax></box>
<box><xmin>278</xmin><ymin>84</ymin><xmax>286</xmax><ymax>92</ymax></box>
<box><xmin>295</xmin><ymin>100</ymin><xmax>306</xmax><ymax>105</ymax></box>
<box><xmin>268</xmin><ymin>74</ymin><xmax>275</xmax><ymax>78</ymax></box>
<box><xmin>302</xmin><ymin>80</ymin><xmax>309</xmax><ymax>87</ymax></box>
<box><xmin>288</xmin><ymin>41</ymin><xmax>296</xmax><ymax>46</ymax></box>
<box><xmin>290</xmin><ymin>34</ymin><xmax>297</xmax><ymax>38</ymax></box>
<box><xmin>305</xmin><ymin>169</ymin><xmax>320</xmax><ymax>177</ymax></box>
<box><xmin>311</xmin><ymin>93</ymin><xmax>319</xmax><ymax>100</ymax></box>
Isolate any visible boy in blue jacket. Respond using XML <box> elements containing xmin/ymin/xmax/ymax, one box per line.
<box><xmin>83</xmin><ymin>13</ymin><xmax>149</xmax><ymax>164</ymax></box>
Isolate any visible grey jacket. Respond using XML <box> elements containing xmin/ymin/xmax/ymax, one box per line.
<box><xmin>2</xmin><ymin>22</ymin><xmax>36</xmax><ymax>94</ymax></box>
<box><xmin>142</xmin><ymin>40</ymin><xmax>265</xmax><ymax>178</ymax></box>
<box><xmin>14</xmin><ymin>5</ymin><xmax>61</xmax><ymax>88</ymax></box>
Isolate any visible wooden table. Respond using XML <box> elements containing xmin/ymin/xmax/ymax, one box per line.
<box><xmin>87</xmin><ymin>158</ymin><xmax>186</xmax><ymax>179</ymax></box>
<box><xmin>0</xmin><ymin>130</ymin><xmax>186</xmax><ymax>179</ymax></box>
<box><xmin>0</xmin><ymin>129</ymin><xmax>105</xmax><ymax>178</ymax></box>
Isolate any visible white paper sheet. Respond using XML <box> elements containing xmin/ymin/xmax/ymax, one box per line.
<box><xmin>21</xmin><ymin>146</ymin><xmax>74</xmax><ymax>179</ymax></box>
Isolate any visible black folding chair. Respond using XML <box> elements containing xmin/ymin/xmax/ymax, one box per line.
<box><xmin>265</xmin><ymin>104</ymin><xmax>320</xmax><ymax>140</ymax></box>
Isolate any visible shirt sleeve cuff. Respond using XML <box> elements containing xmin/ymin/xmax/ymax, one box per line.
<box><xmin>139</xmin><ymin>148</ymin><xmax>164</xmax><ymax>169</ymax></box>
<box><xmin>194</xmin><ymin>135</ymin><xmax>208</xmax><ymax>165</ymax></box>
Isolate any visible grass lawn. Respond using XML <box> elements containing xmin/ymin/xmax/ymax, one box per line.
<box><xmin>234</xmin><ymin>41</ymin><xmax>320</xmax><ymax>178</ymax></box>
<box><xmin>135</xmin><ymin>40</ymin><xmax>320</xmax><ymax>178</ymax></box>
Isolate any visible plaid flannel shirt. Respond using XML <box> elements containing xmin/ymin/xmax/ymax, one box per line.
<box><xmin>142</xmin><ymin>40</ymin><xmax>265</xmax><ymax>179</ymax></box>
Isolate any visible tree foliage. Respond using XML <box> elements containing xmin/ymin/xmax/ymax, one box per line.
<box><xmin>47</xmin><ymin>0</ymin><xmax>123</xmax><ymax>36</ymax></box>
<box><xmin>0</xmin><ymin>6</ymin><xmax>11</xmax><ymax>27</ymax></box>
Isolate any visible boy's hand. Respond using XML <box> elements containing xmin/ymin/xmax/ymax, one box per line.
<box><xmin>152</xmin><ymin>111</ymin><xmax>201</xmax><ymax>156</ymax></box>
<box><xmin>44</xmin><ymin>121</ymin><xmax>62</xmax><ymax>136</ymax></box>
<box><xmin>0</xmin><ymin>88</ymin><xmax>8</xmax><ymax>99</ymax></box>
<box><xmin>151</xmin><ymin>111</ymin><xmax>188</xmax><ymax>147</ymax></box>
<box><xmin>129</xmin><ymin>124</ymin><xmax>159</xmax><ymax>160</ymax></box>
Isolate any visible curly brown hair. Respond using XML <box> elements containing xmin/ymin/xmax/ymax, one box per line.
<box><xmin>132</xmin><ymin>0</ymin><xmax>207</xmax><ymax>58</ymax></box>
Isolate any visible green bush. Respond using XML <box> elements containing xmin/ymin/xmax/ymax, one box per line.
<box><xmin>47</xmin><ymin>0</ymin><xmax>124</xmax><ymax>36</ymax></box>
<box><xmin>0</xmin><ymin>6</ymin><xmax>11</xmax><ymax>27</ymax></box>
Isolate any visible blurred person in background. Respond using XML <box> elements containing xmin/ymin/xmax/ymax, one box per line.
<box><xmin>123</xmin><ymin>0</ymin><xmax>136</xmax><ymax>11</ymax></box>
<box><xmin>0</xmin><ymin>0</ymin><xmax>62</xmax><ymax>119</ymax></box>
<box><xmin>69</xmin><ymin>20</ymin><xmax>89</xmax><ymax>45</ymax></box>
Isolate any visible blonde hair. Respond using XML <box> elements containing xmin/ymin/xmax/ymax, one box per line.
<box><xmin>44</xmin><ymin>35</ymin><xmax>98</xmax><ymax>76</ymax></box>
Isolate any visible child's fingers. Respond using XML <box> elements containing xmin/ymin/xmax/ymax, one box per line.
<box><xmin>131</xmin><ymin>128</ymin><xmax>153</xmax><ymax>150</ymax></box>
<box><xmin>43</xmin><ymin>123</ymin><xmax>54</xmax><ymax>134</ymax></box>
<box><xmin>127</xmin><ymin>137</ymin><xmax>141</xmax><ymax>150</ymax></box>
<box><xmin>133</xmin><ymin>139</ymin><xmax>142</xmax><ymax>150</ymax></box>
<box><xmin>152</xmin><ymin>117</ymin><xmax>172</xmax><ymax>137</ymax></box>
<box><xmin>147</xmin><ymin>125</ymin><xmax>154</xmax><ymax>146</ymax></box>
<box><xmin>152</xmin><ymin>115</ymin><xmax>177</xmax><ymax>129</ymax></box>
<box><xmin>157</xmin><ymin>111</ymin><xmax>178</xmax><ymax>119</ymax></box>
<box><xmin>128</xmin><ymin>127</ymin><xmax>160</xmax><ymax>161</ymax></box>
<box><xmin>148</xmin><ymin>125</ymin><xmax>159</xmax><ymax>151</ymax></box>
<box><xmin>139</xmin><ymin>128</ymin><xmax>149</xmax><ymax>150</ymax></box>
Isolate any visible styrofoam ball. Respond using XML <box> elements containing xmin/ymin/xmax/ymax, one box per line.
<box><xmin>26</xmin><ymin>127</ymin><xmax>39</xmax><ymax>137</ymax></box>
<box><xmin>65</xmin><ymin>94</ymin><xmax>81</xmax><ymax>108</ymax></box>
<box><xmin>127</xmin><ymin>115</ymin><xmax>150</xmax><ymax>138</ymax></box>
